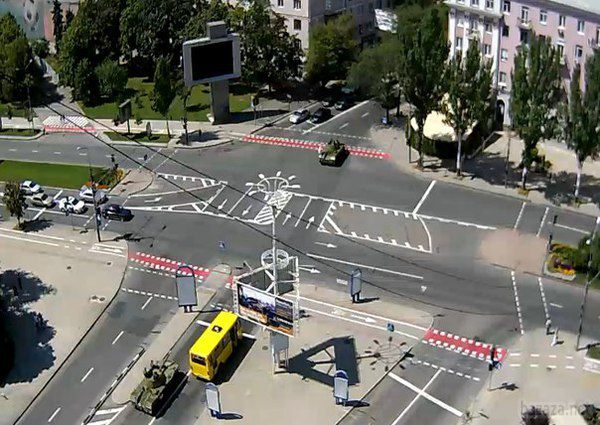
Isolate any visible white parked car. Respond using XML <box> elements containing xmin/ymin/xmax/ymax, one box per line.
<box><xmin>20</xmin><ymin>180</ymin><xmax>43</xmax><ymax>195</ymax></box>
<box><xmin>79</xmin><ymin>186</ymin><xmax>107</xmax><ymax>204</ymax></box>
<box><xmin>29</xmin><ymin>193</ymin><xmax>55</xmax><ymax>208</ymax></box>
<box><xmin>58</xmin><ymin>196</ymin><xmax>87</xmax><ymax>214</ymax></box>
<box><xmin>289</xmin><ymin>109</ymin><xmax>310</xmax><ymax>124</ymax></box>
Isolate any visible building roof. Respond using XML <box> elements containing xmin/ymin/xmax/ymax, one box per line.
<box><xmin>545</xmin><ymin>0</ymin><xmax>600</xmax><ymax>18</ymax></box>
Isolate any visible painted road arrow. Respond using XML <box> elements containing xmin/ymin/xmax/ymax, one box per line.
<box><xmin>315</xmin><ymin>242</ymin><xmax>337</xmax><ymax>249</ymax></box>
<box><xmin>144</xmin><ymin>197</ymin><xmax>162</xmax><ymax>203</ymax></box>
<box><xmin>350</xmin><ymin>314</ymin><xmax>377</xmax><ymax>324</ymax></box>
<box><xmin>306</xmin><ymin>216</ymin><xmax>315</xmax><ymax>229</ymax></box>
<box><xmin>299</xmin><ymin>266</ymin><xmax>321</xmax><ymax>274</ymax></box>
<box><xmin>282</xmin><ymin>213</ymin><xmax>291</xmax><ymax>226</ymax></box>
<box><xmin>242</xmin><ymin>206</ymin><xmax>252</xmax><ymax>216</ymax></box>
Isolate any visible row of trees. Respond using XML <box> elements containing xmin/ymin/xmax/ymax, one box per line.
<box><xmin>349</xmin><ymin>6</ymin><xmax>493</xmax><ymax>174</ymax></box>
<box><xmin>56</xmin><ymin>0</ymin><xmax>302</xmax><ymax>104</ymax></box>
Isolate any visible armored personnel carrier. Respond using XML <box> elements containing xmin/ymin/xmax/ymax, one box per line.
<box><xmin>130</xmin><ymin>360</ymin><xmax>180</xmax><ymax>416</ymax></box>
<box><xmin>318</xmin><ymin>139</ymin><xmax>349</xmax><ymax>166</ymax></box>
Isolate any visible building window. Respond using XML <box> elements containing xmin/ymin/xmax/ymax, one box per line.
<box><xmin>575</xmin><ymin>45</ymin><xmax>583</xmax><ymax>61</ymax></box>
<box><xmin>470</xmin><ymin>18</ymin><xmax>478</xmax><ymax>31</ymax></box>
<box><xmin>499</xmin><ymin>72</ymin><xmax>507</xmax><ymax>84</ymax></box>
<box><xmin>501</xmin><ymin>48</ymin><xmax>508</xmax><ymax>61</ymax></box>
<box><xmin>502</xmin><ymin>24</ymin><xmax>509</xmax><ymax>37</ymax></box>
<box><xmin>556</xmin><ymin>43</ymin><xmax>564</xmax><ymax>57</ymax></box>
<box><xmin>293</xmin><ymin>0</ymin><xmax>301</xmax><ymax>9</ymax></box>
<box><xmin>277</xmin><ymin>0</ymin><xmax>283</xmax><ymax>6</ymax></box>
<box><xmin>577</xmin><ymin>20</ymin><xmax>585</xmax><ymax>33</ymax></box>
<box><xmin>457</xmin><ymin>13</ymin><xmax>464</xmax><ymax>27</ymax></box>
<box><xmin>559</xmin><ymin>15</ymin><xmax>566</xmax><ymax>28</ymax></box>
<box><xmin>293</xmin><ymin>19</ymin><xmax>301</xmax><ymax>30</ymax></box>
<box><xmin>520</xmin><ymin>29</ymin><xmax>529</xmax><ymax>44</ymax></box>
<box><xmin>539</xmin><ymin>10</ymin><xmax>547</xmax><ymax>24</ymax></box>
<box><xmin>471</xmin><ymin>0</ymin><xmax>479</xmax><ymax>6</ymax></box>
<box><xmin>484</xmin><ymin>20</ymin><xmax>492</xmax><ymax>33</ymax></box>
<box><xmin>484</xmin><ymin>43</ymin><xmax>492</xmax><ymax>56</ymax></box>
<box><xmin>503</xmin><ymin>0</ymin><xmax>510</xmax><ymax>13</ymax></box>
<box><xmin>520</xmin><ymin>6</ymin><xmax>528</xmax><ymax>21</ymax></box>
<box><xmin>485</xmin><ymin>0</ymin><xmax>493</xmax><ymax>8</ymax></box>
<box><xmin>456</xmin><ymin>36</ymin><xmax>463</xmax><ymax>50</ymax></box>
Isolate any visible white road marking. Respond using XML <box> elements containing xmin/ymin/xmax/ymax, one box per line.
<box><xmin>48</xmin><ymin>407</ymin><xmax>61</xmax><ymax>422</ymax></box>
<box><xmin>53</xmin><ymin>151</ymin><xmax>61</xmax><ymax>155</ymax></box>
<box><xmin>339</xmin><ymin>123</ymin><xmax>349</xmax><ymax>130</ymax></box>
<box><xmin>0</xmin><ymin>233</ymin><xmax>59</xmax><ymax>247</ymax></box>
<box><xmin>412</xmin><ymin>180</ymin><xmax>436</xmax><ymax>214</ymax></box>
<box><xmin>549</xmin><ymin>303</ymin><xmax>563</xmax><ymax>309</ymax></box>
<box><xmin>95</xmin><ymin>407</ymin><xmax>126</xmax><ymax>416</ymax></box>
<box><xmin>537</xmin><ymin>207</ymin><xmax>549</xmax><ymax>237</ymax></box>
<box><xmin>80</xmin><ymin>367</ymin><xmax>94</xmax><ymax>383</ymax></box>
<box><xmin>307</xmin><ymin>253</ymin><xmax>423</xmax><ymax>280</ymax></box>
<box><xmin>510</xmin><ymin>364</ymin><xmax>521</xmax><ymax>367</ymax></box>
<box><xmin>9</xmin><ymin>148</ymin><xmax>17</xmax><ymax>152</ymax></box>
<box><xmin>389</xmin><ymin>371</ymin><xmax>462</xmax><ymax>417</ymax></box>
<box><xmin>566</xmin><ymin>365</ymin><xmax>575</xmax><ymax>369</ymax></box>
<box><xmin>296</xmin><ymin>295</ymin><xmax>427</xmax><ymax>331</ymax></box>
<box><xmin>510</xmin><ymin>271</ymin><xmax>525</xmax><ymax>335</ymax></box>
<box><xmin>530</xmin><ymin>364</ymin><xmax>539</xmax><ymax>368</ymax></box>
<box><xmin>361</xmin><ymin>112</ymin><xmax>370</xmax><ymax>118</ymax></box>
<box><xmin>79</xmin><ymin>152</ymin><xmax>87</xmax><ymax>156</ymax></box>
<box><xmin>391</xmin><ymin>370</ymin><xmax>447</xmax><ymax>424</ymax></box>
<box><xmin>141</xmin><ymin>296</ymin><xmax>152</xmax><ymax>310</ymax></box>
<box><xmin>227</xmin><ymin>186</ymin><xmax>252</xmax><ymax>214</ymax></box>
<box><xmin>514</xmin><ymin>202</ymin><xmax>526</xmax><ymax>229</ymax></box>
<box><xmin>538</xmin><ymin>277</ymin><xmax>550</xmax><ymax>320</ymax></box>
<box><xmin>295</xmin><ymin>198</ymin><xmax>311</xmax><ymax>227</ymax></box>
<box><xmin>530</xmin><ymin>353</ymin><xmax>540</xmax><ymax>358</ymax></box>
<box><xmin>32</xmin><ymin>150</ymin><xmax>38</xmax><ymax>153</ymax></box>
<box><xmin>111</xmin><ymin>330</ymin><xmax>124</xmax><ymax>345</ymax></box>
<box><xmin>554</xmin><ymin>223</ymin><xmax>589</xmax><ymax>234</ymax></box>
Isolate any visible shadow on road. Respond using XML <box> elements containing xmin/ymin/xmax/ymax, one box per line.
<box><xmin>286</xmin><ymin>336</ymin><xmax>360</xmax><ymax>387</ymax></box>
<box><xmin>21</xmin><ymin>219</ymin><xmax>53</xmax><ymax>233</ymax></box>
<box><xmin>0</xmin><ymin>269</ymin><xmax>56</xmax><ymax>386</ymax></box>
<box><xmin>213</xmin><ymin>337</ymin><xmax>255</xmax><ymax>385</ymax></box>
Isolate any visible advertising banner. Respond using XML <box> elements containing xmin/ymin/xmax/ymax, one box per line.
<box><xmin>236</xmin><ymin>283</ymin><xmax>295</xmax><ymax>336</ymax></box>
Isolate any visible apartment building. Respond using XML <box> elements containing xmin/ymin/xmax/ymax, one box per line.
<box><xmin>446</xmin><ymin>0</ymin><xmax>600</xmax><ymax>125</ymax></box>
<box><xmin>270</xmin><ymin>0</ymin><xmax>390</xmax><ymax>49</ymax></box>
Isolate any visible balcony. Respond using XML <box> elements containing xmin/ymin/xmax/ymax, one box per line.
<box><xmin>518</xmin><ymin>18</ymin><xmax>531</xmax><ymax>29</ymax></box>
<box><xmin>445</xmin><ymin>0</ymin><xmax>502</xmax><ymax>19</ymax></box>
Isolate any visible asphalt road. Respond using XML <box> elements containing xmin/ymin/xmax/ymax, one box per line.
<box><xmin>2</xmin><ymin>100</ymin><xmax>599</xmax><ymax>425</ymax></box>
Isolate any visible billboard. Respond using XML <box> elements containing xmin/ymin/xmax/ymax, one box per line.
<box><xmin>176</xmin><ymin>265</ymin><xmax>197</xmax><ymax>308</ymax></box>
<box><xmin>182</xmin><ymin>35</ymin><xmax>241</xmax><ymax>86</ymax></box>
<box><xmin>236</xmin><ymin>283</ymin><xmax>295</xmax><ymax>336</ymax></box>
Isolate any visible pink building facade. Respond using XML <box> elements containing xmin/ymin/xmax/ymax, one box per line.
<box><xmin>446</xmin><ymin>0</ymin><xmax>600</xmax><ymax>125</ymax></box>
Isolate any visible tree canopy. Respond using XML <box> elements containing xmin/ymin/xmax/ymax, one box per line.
<box><xmin>510</xmin><ymin>33</ymin><xmax>563</xmax><ymax>188</ymax></box>
<box><xmin>305</xmin><ymin>13</ymin><xmax>358</xmax><ymax>87</ymax></box>
<box><xmin>151</xmin><ymin>57</ymin><xmax>176</xmax><ymax>135</ymax></box>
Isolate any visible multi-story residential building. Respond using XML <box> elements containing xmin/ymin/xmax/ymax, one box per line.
<box><xmin>446</xmin><ymin>0</ymin><xmax>600</xmax><ymax>125</ymax></box>
<box><xmin>270</xmin><ymin>0</ymin><xmax>390</xmax><ymax>49</ymax></box>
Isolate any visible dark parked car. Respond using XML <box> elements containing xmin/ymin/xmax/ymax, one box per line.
<box><xmin>322</xmin><ymin>97</ymin><xmax>335</xmax><ymax>107</ymax></box>
<box><xmin>334</xmin><ymin>98</ymin><xmax>353</xmax><ymax>111</ymax></box>
<box><xmin>310</xmin><ymin>107</ymin><xmax>332</xmax><ymax>124</ymax></box>
<box><xmin>102</xmin><ymin>204</ymin><xmax>133</xmax><ymax>221</ymax></box>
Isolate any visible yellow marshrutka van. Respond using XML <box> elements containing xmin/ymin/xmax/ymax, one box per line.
<box><xmin>189</xmin><ymin>311</ymin><xmax>242</xmax><ymax>381</ymax></box>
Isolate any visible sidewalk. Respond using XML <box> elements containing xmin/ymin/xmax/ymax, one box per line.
<box><xmin>372</xmin><ymin>118</ymin><xmax>600</xmax><ymax>218</ymax></box>
<box><xmin>196</xmin><ymin>283</ymin><xmax>432</xmax><ymax>424</ymax></box>
<box><xmin>0</xmin><ymin>223</ymin><xmax>127</xmax><ymax>425</ymax></box>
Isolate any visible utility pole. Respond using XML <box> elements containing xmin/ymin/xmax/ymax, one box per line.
<box><xmin>576</xmin><ymin>216</ymin><xmax>600</xmax><ymax>350</ymax></box>
<box><xmin>271</xmin><ymin>205</ymin><xmax>278</xmax><ymax>295</ymax></box>
<box><xmin>77</xmin><ymin>147</ymin><xmax>101</xmax><ymax>242</ymax></box>
<box><xmin>504</xmin><ymin>134</ymin><xmax>511</xmax><ymax>189</ymax></box>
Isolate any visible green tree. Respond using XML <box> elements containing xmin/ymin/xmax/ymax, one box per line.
<box><xmin>73</xmin><ymin>58</ymin><xmax>97</xmax><ymax>104</ymax></box>
<box><xmin>31</xmin><ymin>38</ymin><xmax>49</xmax><ymax>59</ymax></box>
<box><xmin>510</xmin><ymin>33</ymin><xmax>563</xmax><ymax>189</ymax></box>
<box><xmin>348</xmin><ymin>38</ymin><xmax>402</xmax><ymax>121</ymax></box>
<box><xmin>120</xmin><ymin>0</ymin><xmax>194</xmax><ymax>69</ymax></box>
<box><xmin>151</xmin><ymin>57</ymin><xmax>176</xmax><ymax>137</ymax></box>
<box><xmin>95</xmin><ymin>60</ymin><xmax>128</xmax><ymax>100</ymax></box>
<box><xmin>2</xmin><ymin>182</ymin><xmax>26</xmax><ymax>228</ymax></box>
<box><xmin>185</xmin><ymin>0</ymin><xmax>232</xmax><ymax>38</ymax></box>
<box><xmin>51</xmin><ymin>0</ymin><xmax>63</xmax><ymax>52</ymax></box>
<box><xmin>397</xmin><ymin>7</ymin><xmax>449</xmax><ymax>168</ymax></box>
<box><xmin>59</xmin><ymin>0</ymin><xmax>123</xmax><ymax>87</ymax></box>
<box><xmin>442</xmin><ymin>42</ymin><xmax>493</xmax><ymax>176</ymax></box>
<box><xmin>231</xmin><ymin>0</ymin><xmax>301</xmax><ymax>90</ymax></box>
<box><xmin>305</xmin><ymin>13</ymin><xmax>358</xmax><ymax>87</ymax></box>
<box><xmin>64</xmin><ymin>8</ymin><xmax>75</xmax><ymax>31</ymax></box>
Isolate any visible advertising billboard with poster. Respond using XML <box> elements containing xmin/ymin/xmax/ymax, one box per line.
<box><xmin>235</xmin><ymin>283</ymin><xmax>295</xmax><ymax>336</ymax></box>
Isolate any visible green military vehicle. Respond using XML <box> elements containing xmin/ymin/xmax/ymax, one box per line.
<box><xmin>130</xmin><ymin>359</ymin><xmax>180</xmax><ymax>416</ymax></box>
<box><xmin>318</xmin><ymin>139</ymin><xmax>349</xmax><ymax>166</ymax></box>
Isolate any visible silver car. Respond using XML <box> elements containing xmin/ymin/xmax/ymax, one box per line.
<box><xmin>289</xmin><ymin>109</ymin><xmax>310</xmax><ymax>124</ymax></box>
<box><xmin>79</xmin><ymin>186</ymin><xmax>107</xmax><ymax>204</ymax></box>
<box><xmin>29</xmin><ymin>193</ymin><xmax>55</xmax><ymax>208</ymax></box>
<box><xmin>20</xmin><ymin>180</ymin><xmax>43</xmax><ymax>195</ymax></box>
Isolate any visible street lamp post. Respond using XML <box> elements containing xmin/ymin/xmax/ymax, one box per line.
<box><xmin>576</xmin><ymin>216</ymin><xmax>600</xmax><ymax>350</ymax></box>
<box><xmin>77</xmin><ymin>147</ymin><xmax>101</xmax><ymax>242</ymax></box>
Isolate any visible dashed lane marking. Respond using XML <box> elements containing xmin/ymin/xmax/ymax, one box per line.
<box><xmin>121</xmin><ymin>287</ymin><xmax>177</xmax><ymax>301</ymax></box>
<box><xmin>514</xmin><ymin>202</ymin><xmax>526</xmax><ymax>229</ymax></box>
<box><xmin>48</xmin><ymin>407</ymin><xmax>61</xmax><ymax>422</ymax></box>
<box><xmin>410</xmin><ymin>359</ymin><xmax>480</xmax><ymax>382</ymax></box>
<box><xmin>511</xmin><ymin>271</ymin><xmax>525</xmax><ymax>335</ymax></box>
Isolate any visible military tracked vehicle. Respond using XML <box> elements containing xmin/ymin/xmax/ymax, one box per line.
<box><xmin>130</xmin><ymin>360</ymin><xmax>180</xmax><ymax>416</ymax></box>
<box><xmin>318</xmin><ymin>139</ymin><xmax>349</xmax><ymax>166</ymax></box>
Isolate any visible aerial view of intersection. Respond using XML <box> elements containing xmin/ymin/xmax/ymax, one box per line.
<box><xmin>1</xmin><ymin>0</ymin><xmax>600</xmax><ymax>424</ymax></box>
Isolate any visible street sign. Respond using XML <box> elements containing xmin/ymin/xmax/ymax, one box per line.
<box><xmin>333</xmin><ymin>370</ymin><xmax>349</xmax><ymax>405</ymax></box>
<box><xmin>175</xmin><ymin>265</ymin><xmax>197</xmax><ymax>309</ymax></box>
<box><xmin>205</xmin><ymin>383</ymin><xmax>221</xmax><ymax>418</ymax></box>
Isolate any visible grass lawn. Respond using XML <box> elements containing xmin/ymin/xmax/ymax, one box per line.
<box><xmin>0</xmin><ymin>128</ymin><xmax>40</xmax><ymax>137</ymax></box>
<box><xmin>0</xmin><ymin>104</ymin><xmax>28</xmax><ymax>118</ymax></box>
<box><xmin>0</xmin><ymin>160</ymin><xmax>107</xmax><ymax>189</ymax></box>
<box><xmin>588</xmin><ymin>346</ymin><xmax>600</xmax><ymax>360</ymax></box>
<box><xmin>80</xmin><ymin>77</ymin><xmax>252</xmax><ymax>122</ymax></box>
<box><xmin>104</xmin><ymin>131</ymin><xmax>171</xmax><ymax>144</ymax></box>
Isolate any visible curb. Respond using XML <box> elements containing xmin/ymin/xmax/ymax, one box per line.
<box><xmin>169</xmin><ymin>138</ymin><xmax>233</xmax><ymax>150</ymax></box>
<box><xmin>250</xmin><ymin>100</ymin><xmax>321</xmax><ymax>134</ymax></box>
<box><xmin>12</xmin><ymin>236</ymin><xmax>128</xmax><ymax>425</ymax></box>
<box><xmin>0</xmin><ymin>131</ymin><xmax>44</xmax><ymax>141</ymax></box>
